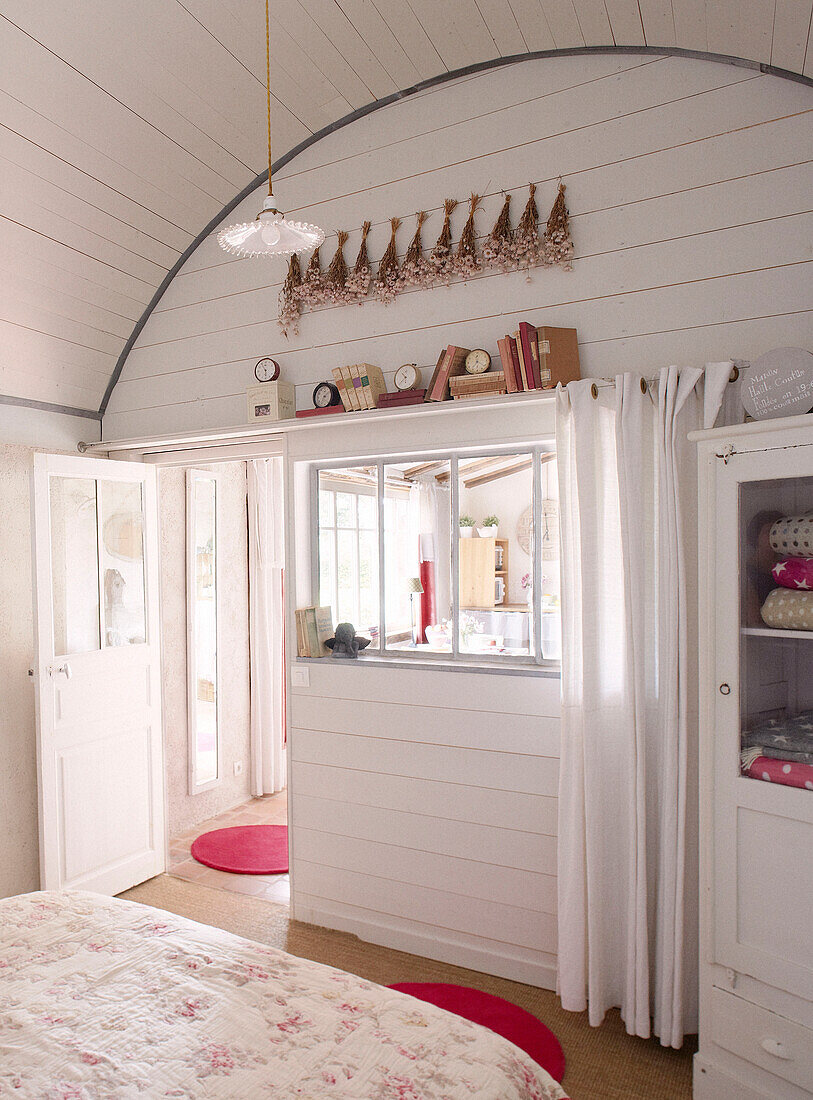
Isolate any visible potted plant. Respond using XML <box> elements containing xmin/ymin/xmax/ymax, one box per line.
<box><xmin>459</xmin><ymin>514</ymin><xmax>475</xmax><ymax>538</ymax></box>
<box><xmin>477</xmin><ymin>514</ymin><xmax>499</xmax><ymax>538</ymax></box>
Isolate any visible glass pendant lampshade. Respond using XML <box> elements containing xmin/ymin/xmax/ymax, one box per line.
<box><xmin>218</xmin><ymin>196</ymin><xmax>324</xmax><ymax>258</ymax></box>
<box><xmin>217</xmin><ymin>0</ymin><xmax>324</xmax><ymax>259</ymax></box>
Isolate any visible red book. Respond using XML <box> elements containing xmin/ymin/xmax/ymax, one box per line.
<box><xmin>518</xmin><ymin>322</ymin><xmax>541</xmax><ymax>389</ymax></box>
<box><xmin>377</xmin><ymin>390</ymin><xmax>427</xmax><ymax>406</ymax></box>
<box><xmin>497</xmin><ymin>337</ymin><xmax>518</xmax><ymax>393</ymax></box>
<box><xmin>295</xmin><ymin>405</ymin><xmax>346</xmax><ymax>418</ymax></box>
<box><xmin>429</xmin><ymin>345</ymin><xmax>454</xmax><ymax>401</ymax></box>
<box><xmin>508</xmin><ymin>337</ymin><xmax>527</xmax><ymax>391</ymax></box>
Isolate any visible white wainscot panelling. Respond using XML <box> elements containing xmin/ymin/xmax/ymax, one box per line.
<box><xmin>287</xmin><ymin>660</ymin><xmax>561</xmax><ymax>987</ymax></box>
<box><xmin>104</xmin><ymin>53</ymin><xmax>813</xmax><ymax>439</ymax></box>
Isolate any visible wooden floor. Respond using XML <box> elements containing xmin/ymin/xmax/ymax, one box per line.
<box><xmin>168</xmin><ymin>790</ymin><xmax>289</xmax><ymax>905</ymax></box>
<box><xmin>121</xmin><ymin>874</ymin><xmax>696</xmax><ymax>1100</ymax></box>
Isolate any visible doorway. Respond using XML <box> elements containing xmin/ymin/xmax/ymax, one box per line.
<box><xmin>157</xmin><ymin>456</ymin><xmax>288</xmax><ymax>905</ymax></box>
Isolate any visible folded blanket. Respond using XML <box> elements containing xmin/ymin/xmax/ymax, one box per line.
<box><xmin>772</xmin><ymin>557</ymin><xmax>813</xmax><ymax>590</ymax></box>
<box><xmin>770</xmin><ymin>512</ymin><xmax>813</xmax><ymax>558</ymax></box>
<box><xmin>742</xmin><ymin>753</ymin><xmax>813</xmax><ymax>791</ymax></box>
<box><xmin>742</xmin><ymin>712</ymin><xmax>813</xmax><ymax>766</ymax></box>
<box><xmin>761</xmin><ymin>587</ymin><xmax>813</xmax><ymax>631</ymax></box>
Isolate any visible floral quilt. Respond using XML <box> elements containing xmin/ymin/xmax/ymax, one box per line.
<box><xmin>0</xmin><ymin>891</ymin><xmax>569</xmax><ymax>1100</ymax></box>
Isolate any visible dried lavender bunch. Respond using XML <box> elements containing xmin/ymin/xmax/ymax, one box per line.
<box><xmin>346</xmin><ymin>221</ymin><xmax>372</xmax><ymax>302</ymax></box>
<box><xmin>512</xmin><ymin>182</ymin><xmax>541</xmax><ymax>274</ymax></box>
<box><xmin>429</xmin><ymin>198</ymin><xmax>458</xmax><ymax>285</ymax></box>
<box><xmin>399</xmin><ymin>211</ymin><xmax>432</xmax><ymax>288</ymax></box>
<box><xmin>542</xmin><ymin>182</ymin><xmax>574</xmax><ymax>270</ymax></box>
<box><xmin>376</xmin><ymin>217</ymin><xmax>401</xmax><ymax>303</ymax></box>
<box><xmin>453</xmin><ymin>193</ymin><xmax>481</xmax><ymax>278</ymax></box>
<box><xmin>323</xmin><ymin>230</ymin><xmax>351</xmax><ymax>304</ymax></box>
<box><xmin>277</xmin><ymin>252</ymin><xmax>302</xmax><ymax>337</ymax></box>
<box><xmin>482</xmin><ymin>193</ymin><xmax>516</xmax><ymax>271</ymax></box>
<box><xmin>297</xmin><ymin>246</ymin><xmax>325</xmax><ymax>307</ymax></box>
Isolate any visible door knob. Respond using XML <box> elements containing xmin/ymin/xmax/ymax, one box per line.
<box><xmin>48</xmin><ymin>662</ymin><xmax>72</xmax><ymax>680</ymax></box>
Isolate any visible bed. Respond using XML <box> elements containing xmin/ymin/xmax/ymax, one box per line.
<box><xmin>0</xmin><ymin>891</ymin><xmax>569</xmax><ymax>1099</ymax></box>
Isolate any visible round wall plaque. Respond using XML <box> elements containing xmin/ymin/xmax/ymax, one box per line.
<box><xmin>741</xmin><ymin>348</ymin><xmax>813</xmax><ymax>420</ymax></box>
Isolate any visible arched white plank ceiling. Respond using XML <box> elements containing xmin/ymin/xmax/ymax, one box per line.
<box><xmin>1</xmin><ymin>0</ymin><xmax>811</xmax><ymax>420</ymax></box>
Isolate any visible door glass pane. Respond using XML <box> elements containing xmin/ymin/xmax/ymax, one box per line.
<box><xmin>50</xmin><ymin>476</ymin><xmax>100</xmax><ymax>656</ymax></box>
<box><xmin>192</xmin><ymin>476</ymin><xmax>218</xmax><ymax>787</ymax></box>
<box><xmin>384</xmin><ymin>461</ymin><xmax>452</xmax><ymax>652</ymax></box>
<box><xmin>100</xmin><ymin>480</ymin><xmax>147</xmax><ymax>647</ymax></box>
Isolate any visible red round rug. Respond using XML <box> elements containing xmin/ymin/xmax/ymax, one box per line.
<box><xmin>190</xmin><ymin>824</ymin><xmax>288</xmax><ymax>874</ymax></box>
<box><xmin>388</xmin><ymin>982</ymin><xmax>565</xmax><ymax>1083</ymax></box>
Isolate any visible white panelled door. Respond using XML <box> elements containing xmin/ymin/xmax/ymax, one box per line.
<box><xmin>31</xmin><ymin>453</ymin><xmax>165</xmax><ymax>895</ymax></box>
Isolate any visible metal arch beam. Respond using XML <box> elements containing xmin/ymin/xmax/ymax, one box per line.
<box><xmin>97</xmin><ymin>44</ymin><xmax>813</xmax><ymax>422</ymax></box>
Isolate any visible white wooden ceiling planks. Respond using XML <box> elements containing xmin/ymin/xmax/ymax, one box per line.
<box><xmin>0</xmin><ymin>0</ymin><xmax>809</xmax><ymax>415</ymax></box>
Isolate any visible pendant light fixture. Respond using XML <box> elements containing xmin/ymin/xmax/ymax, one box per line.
<box><xmin>218</xmin><ymin>0</ymin><xmax>324</xmax><ymax>258</ymax></box>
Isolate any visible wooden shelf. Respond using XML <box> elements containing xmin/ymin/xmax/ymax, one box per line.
<box><xmin>742</xmin><ymin>626</ymin><xmax>813</xmax><ymax>641</ymax></box>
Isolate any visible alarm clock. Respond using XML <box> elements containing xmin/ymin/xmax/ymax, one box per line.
<box><xmin>394</xmin><ymin>363</ymin><xmax>423</xmax><ymax>391</ymax></box>
<box><xmin>254</xmin><ymin>357</ymin><xmax>280</xmax><ymax>383</ymax></box>
<box><xmin>312</xmin><ymin>381</ymin><xmax>342</xmax><ymax>408</ymax></box>
<box><xmin>464</xmin><ymin>349</ymin><xmax>491</xmax><ymax>375</ymax></box>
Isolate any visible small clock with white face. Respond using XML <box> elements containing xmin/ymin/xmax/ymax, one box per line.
<box><xmin>313</xmin><ymin>381</ymin><xmax>341</xmax><ymax>408</ymax></box>
<box><xmin>394</xmin><ymin>363</ymin><xmax>422</xmax><ymax>391</ymax></box>
<box><xmin>254</xmin><ymin>357</ymin><xmax>280</xmax><ymax>383</ymax></box>
<box><xmin>464</xmin><ymin>349</ymin><xmax>491</xmax><ymax>375</ymax></box>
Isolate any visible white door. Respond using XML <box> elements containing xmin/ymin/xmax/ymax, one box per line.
<box><xmin>31</xmin><ymin>453</ymin><xmax>165</xmax><ymax>895</ymax></box>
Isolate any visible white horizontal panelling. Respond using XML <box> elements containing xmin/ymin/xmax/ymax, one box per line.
<box><xmin>106</xmin><ymin>55</ymin><xmax>813</xmax><ymax>436</ymax></box>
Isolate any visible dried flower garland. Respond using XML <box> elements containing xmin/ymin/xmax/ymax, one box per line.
<box><xmin>542</xmin><ymin>182</ymin><xmax>574</xmax><ymax>270</ymax></box>
<box><xmin>482</xmin><ymin>193</ymin><xmax>515</xmax><ymax>271</ymax></box>
<box><xmin>376</xmin><ymin>217</ymin><xmax>402</xmax><ymax>303</ymax></box>
<box><xmin>512</xmin><ymin>183</ymin><xmax>541</xmax><ymax>275</ymax></box>
<box><xmin>454</xmin><ymin>193</ymin><xmax>481</xmax><ymax>278</ymax></box>
<box><xmin>276</xmin><ymin>180</ymin><xmax>576</xmax><ymax>332</ymax></box>
<box><xmin>399</xmin><ymin>211</ymin><xmax>432</xmax><ymax>288</ymax></box>
<box><xmin>278</xmin><ymin>253</ymin><xmax>302</xmax><ymax>337</ymax></box>
<box><xmin>429</xmin><ymin>198</ymin><xmax>458</xmax><ymax>284</ymax></box>
<box><xmin>346</xmin><ymin>220</ymin><xmax>372</xmax><ymax>302</ymax></box>
<box><xmin>297</xmin><ymin>246</ymin><xmax>324</xmax><ymax>307</ymax></box>
<box><xmin>323</xmin><ymin>230</ymin><xmax>351</xmax><ymax>304</ymax></box>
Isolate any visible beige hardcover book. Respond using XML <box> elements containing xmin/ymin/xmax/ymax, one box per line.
<box><xmin>304</xmin><ymin>608</ymin><xmax>321</xmax><ymax>657</ymax></box>
<box><xmin>314</xmin><ymin>606</ymin><xmax>334</xmax><ymax>655</ymax></box>
<box><xmin>361</xmin><ymin>364</ymin><xmax>387</xmax><ymax>408</ymax></box>
<box><xmin>348</xmin><ymin>364</ymin><xmax>365</xmax><ymax>410</ymax></box>
<box><xmin>332</xmin><ymin>366</ymin><xmax>353</xmax><ymax>411</ymax></box>
<box><xmin>343</xmin><ymin>365</ymin><xmax>361</xmax><ymax>410</ymax></box>
<box><xmin>295</xmin><ymin>610</ymin><xmax>308</xmax><ymax>657</ymax></box>
<box><xmin>353</xmin><ymin>364</ymin><xmax>372</xmax><ymax>410</ymax></box>
<box><xmin>537</xmin><ymin>327</ymin><xmax>581</xmax><ymax>387</ymax></box>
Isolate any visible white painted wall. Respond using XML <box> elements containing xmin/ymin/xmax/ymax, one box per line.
<box><xmin>105</xmin><ymin>52</ymin><xmax>812</xmax><ymax>439</ymax></box>
<box><xmin>286</xmin><ymin>396</ymin><xmax>561</xmax><ymax>987</ymax></box>
<box><xmin>0</xmin><ymin>410</ymin><xmax>100</xmax><ymax>899</ymax></box>
<box><xmin>158</xmin><ymin>461</ymin><xmax>252</xmax><ymax>839</ymax></box>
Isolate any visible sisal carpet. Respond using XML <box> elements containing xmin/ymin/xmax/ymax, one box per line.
<box><xmin>120</xmin><ymin>875</ymin><xmax>695</xmax><ymax>1100</ymax></box>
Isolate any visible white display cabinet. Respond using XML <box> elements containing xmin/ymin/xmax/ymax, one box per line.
<box><xmin>693</xmin><ymin>415</ymin><xmax>813</xmax><ymax>1100</ymax></box>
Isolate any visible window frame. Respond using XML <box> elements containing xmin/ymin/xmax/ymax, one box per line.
<box><xmin>310</xmin><ymin>442</ymin><xmax>558</xmax><ymax>671</ymax></box>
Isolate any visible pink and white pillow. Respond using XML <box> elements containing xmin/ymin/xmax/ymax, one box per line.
<box><xmin>772</xmin><ymin>557</ymin><xmax>813</xmax><ymax>590</ymax></box>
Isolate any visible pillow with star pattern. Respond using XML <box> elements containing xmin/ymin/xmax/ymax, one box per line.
<box><xmin>771</xmin><ymin>557</ymin><xmax>813</xmax><ymax>590</ymax></box>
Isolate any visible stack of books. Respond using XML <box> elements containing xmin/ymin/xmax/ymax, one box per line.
<box><xmin>295</xmin><ymin>606</ymin><xmax>334</xmax><ymax>657</ymax></box>
<box><xmin>331</xmin><ymin>364</ymin><xmax>387</xmax><ymax>410</ymax></box>
<box><xmin>497</xmin><ymin>324</ymin><xmax>580</xmax><ymax>392</ymax></box>
<box><xmin>449</xmin><ymin>373</ymin><xmax>507</xmax><ymax>400</ymax></box>
<box><xmin>424</xmin><ymin>346</ymin><xmax>471</xmax><ymax>402</ymax></box>
<box><xmin>377</xmin><ymin>389</ymin><xmax>427</xmax><ymax>409</ymax></box>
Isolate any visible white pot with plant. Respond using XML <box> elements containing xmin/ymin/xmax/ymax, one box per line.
<box><xmin>477</xmin><ymin>514</ymin><xmax>499</xmax><ymax>538</ymax></box>
<box><xmin>459</xmin><ymin>514</ymin><xmax>475</xmax><ymax>539</ymax></box>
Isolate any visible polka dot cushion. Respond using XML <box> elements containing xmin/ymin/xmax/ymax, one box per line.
<box><xmin>743</xmin><ymin>754</ymin><xmax>813</xmax><ymax>791</ymax></box>
<box><xmin>771</xmin><ymin>557</ymin><xmax>813</xmax><ymax>590</ymax></box>
<box><xmin>761</xmin><ymin>588</ymin><xmax>813</xmax><ymax>631</ymax></box>
<box><xmin>770</xmin><ymin>513</ymin><xmax>813</xmax><ymax>557</ymax></box>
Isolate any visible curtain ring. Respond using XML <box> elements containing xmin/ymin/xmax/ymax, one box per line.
<box><xmin>590</xmin><ymin>383</ymin><xmax>599</xmax><ymax>400</ymax></box>
<box><xmin>729</xmin><ymin>365</ymin><xmax>739</xmax><ymax>383</ymax></box>
<box><xmin>640</xmin><ymin>377</ymin><xmax>648</xmax><ymax>394</ymax></box>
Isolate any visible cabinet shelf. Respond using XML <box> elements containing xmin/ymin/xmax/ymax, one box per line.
<box><xmin>741</xmin><ymin>626</ymin><xmax>813</xmax><ymax>641</ymax></box>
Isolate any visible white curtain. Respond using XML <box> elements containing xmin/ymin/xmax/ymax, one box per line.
<box><xmin>408</xmin><ymin>475</ymin><xmax>451</xmax><ymax>624</ymax></box>
<box><xmin>555</xmin><ymin>367</ymin><xmax>717</xmax><ymax>1048</ymax></box>
<box><xmin>247</xmin><ymin>458</ymin><xmax>286</xmax><ymax>797</ymax></box>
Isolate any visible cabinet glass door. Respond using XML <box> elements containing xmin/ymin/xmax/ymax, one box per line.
<box><xmin>739</xmin><ymin>475</ymin><xmax>813</xmax><ymax>793</ymax></box>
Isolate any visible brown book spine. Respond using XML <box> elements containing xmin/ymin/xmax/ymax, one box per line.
<box><xmin>498</xmin><ymin>337</ymin><xmax>518</xmax><ymax>393</ymax></box>
<box><xmin>512</xmin><ymin>334</ymin><xmax>529</xmax><ymax>390</ymax></box>
<box><xmin>424</xmin><ymin>349</ymin><xmax>448</xmax><ymax>402</ymax></box>
<box><xmin>518</xmin><ymin>322</ymin><xmax>540</xmax><ymax>389</ymax></box>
